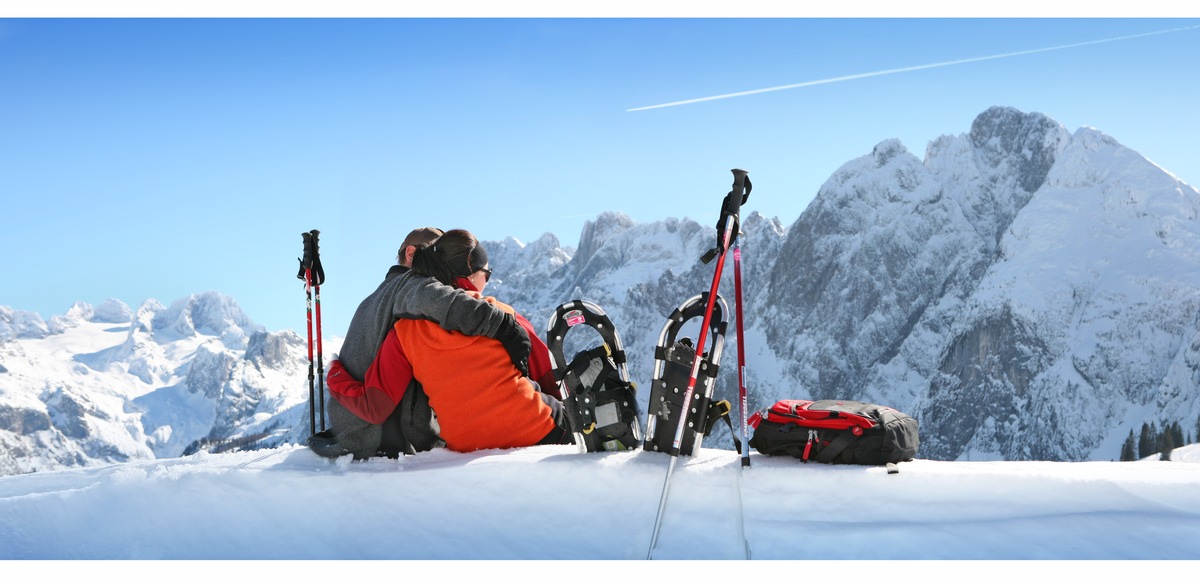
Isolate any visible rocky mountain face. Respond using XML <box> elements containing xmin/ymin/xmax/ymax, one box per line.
<box><xmin>2</xmin><ymin>106</ymin><xmax>1197</xmax><ymax>476</ymax></box>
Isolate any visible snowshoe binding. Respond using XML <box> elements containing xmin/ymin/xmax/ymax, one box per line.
<box><xmin>545</xmin><ymin>300</ymin><xmax>643</xmax><ymax>452</ymax></box>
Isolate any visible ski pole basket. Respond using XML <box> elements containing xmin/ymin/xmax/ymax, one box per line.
<box><xmin>546</xmin><ymin>300</ymin><xmax>643</xmax><ymax>452</ymax></box>
<box><xmin>643</xmin><ymin>292</ymin><xmax>731</xmax><ymax>457</ymax></box>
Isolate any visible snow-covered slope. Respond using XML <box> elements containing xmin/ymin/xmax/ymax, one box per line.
<box><xmin>1</xmin><ymin>443</ymin><xmax>1198</xmax><ymax>562</ymax></box>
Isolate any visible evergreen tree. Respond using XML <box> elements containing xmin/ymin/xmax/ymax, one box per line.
<box><xmin>1161</xmin><ymin>429</ymin><xmax>1175</xmax><ymax>461</ymax></box>
<box><xmin>1139</xmin><ymin>422</ymin><xmax>1158</xmax><ymax>459</ymax></box>
<box><xmin>1120</xmin><ymin>429</ymin><xmax>1137</xmax><ymax>462</ymax></box>
<box><xmin>1170</xmin><ymin>421</ymin><xmax>1184</xmax><ymax>448</ymax></box>
<box><xmin>1157</xmin><ymin>422</ymin><xmax>1182</xmax><ymax>455</ymax></box>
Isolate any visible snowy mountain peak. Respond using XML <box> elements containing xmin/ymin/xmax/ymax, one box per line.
<box><xmin>1</xmin><ymin>299</ymin><xmax>137</xmax><ymax>344</ymax></box>
<box><xmin>572</xmin><ymin>211</ymin><xmax>637</xmax><ymax>273</ymax></box>
<box><xmin>871</xmin><ymin>137</ymin><xmax>909</xmax><ymax>166</ymax></box>
<box><xmin>968</xmin><ymin>105</ymin><xmax>1070</xmax><ymax>195</ymax></box>
<box><xmin>0</xmin><ymin>307</ymin><xmax>51</xmax><ymax>341</ymax></box>
<box><xmin>149</xmin><ymin>292</ymin><xmax>262</xmax><ymax>349</ymax></box>
<box><xmin>92</xmin><ymin>299</ymin><xmax>134</xmax><ymax>324</ymax></box>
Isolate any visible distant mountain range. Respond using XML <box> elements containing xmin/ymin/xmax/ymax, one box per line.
<box><xmin>3</xmin><ymin>106</ymin><xmax>1198</xmax><ymax>476</ymax></box>
<box><xmin>0</xmin><ymin>294</ymin><xmax>319</xmax><ymax>476</ymax></box>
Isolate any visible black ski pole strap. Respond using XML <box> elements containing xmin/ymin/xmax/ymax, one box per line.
<box><xmin>700</xmin><ymin>170</ymin><xmax>752</xmax><ymax>264</ymax></box>
<box><xmin>308</xmin><ymin>229</ymin><xmax>325</xmax><ymax>286</ymax></box>
<box><xmin>815</xmin><ymin>430</ymin><xmax>857</xmax><ymax>464</ymax></box>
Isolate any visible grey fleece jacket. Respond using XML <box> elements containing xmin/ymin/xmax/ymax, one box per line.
<box><xmin>338</xmin><ymin>265</ymin><xmax>528</xmax><ymax>380</ymax></box>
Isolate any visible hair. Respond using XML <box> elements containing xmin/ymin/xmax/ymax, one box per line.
<box><xmin>397</xmin><ymin>227</ymin><xmax>445</xmax><ymax>265</ymax></box>
<box><xmin>410</xmin><ymin>228</ymin><xmax>489</xmax><ymax>287</ymax></box>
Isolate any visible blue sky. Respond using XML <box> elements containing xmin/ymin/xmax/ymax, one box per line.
<box><xmin>2</xmin><ymin>16</ymin><xmax>1198</xmax><ymax>337</ymax></box>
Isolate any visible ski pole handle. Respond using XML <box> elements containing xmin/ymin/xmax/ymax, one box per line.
<box><xmin>701</xmin><ymin>169</ymin><xmax>752</xmax><ymax>264</ymax></box>
<box><xmin>729</xmin><ymin>168</ymin><xmax>750</xmax><ymax>218</ymax></box>
<box><xmin>303</xmin><ymin>229</ymin><xmax>325</xmax><ymax>286</ymax></box>
<box><xmin>298</xmin><ymin>231</ymin><xmax>314</xmax><ymax>281</ymax></box>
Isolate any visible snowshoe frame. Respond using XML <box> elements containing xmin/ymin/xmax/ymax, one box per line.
<box><xmin>643</xmin><ymin>292</ymin><xmax>730</xmax><ymax>456</ymax></box>
<box><xmin>545</xmin><ymin>299</ymin><xmax>643</xmax><ymax>452</ymax></box>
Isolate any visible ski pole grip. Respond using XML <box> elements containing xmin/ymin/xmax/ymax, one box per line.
<box><xmin>729</xmin><ymin>168</ymin><xmax>750</xmax><ymax>216</ymax></box>
<box><xmin>301</xmin><ymin>232</ymin><xmax>315</xmax><ymax>266</ymax></box>
<box><xmin>298</xmin><ymin>231</ymin><xmax>314</xmax><ymax>280</ymax></box>
<box><xmin>700</xmin><ymin>169</ymin><xmax>751</xmax><ymax>264</ymax></box>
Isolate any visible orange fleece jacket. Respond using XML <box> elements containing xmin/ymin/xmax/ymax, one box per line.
<box><xmin>392</xmin><ymin>297</ymin><xmax>555</xmax><ymax>452</ymax></box>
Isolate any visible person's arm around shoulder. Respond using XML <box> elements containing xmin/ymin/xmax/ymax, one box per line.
<box><xmin>391</xmin><ymin>272</ymin><xmax>531</xmax><ymax>376</ymax></box>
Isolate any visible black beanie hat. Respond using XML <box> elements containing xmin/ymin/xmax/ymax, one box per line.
<box><xmin>466</xmin><ymin>241</ymin><xmax>489</xmax><ymax>276</ymax></box>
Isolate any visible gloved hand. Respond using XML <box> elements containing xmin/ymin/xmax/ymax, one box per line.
<box><xmin>495</xmin><ymin>313</ymin><xmax>531</xmax><ymax>378</ymax></box>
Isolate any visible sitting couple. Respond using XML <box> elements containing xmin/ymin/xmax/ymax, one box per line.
<box><xmin>314</xmin><ymin>227</ymin><xmax>572</xmax><ymax>459</ymax></box>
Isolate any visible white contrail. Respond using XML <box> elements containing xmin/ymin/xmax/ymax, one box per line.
<box><xmin>627</xmin><ymin>25</ymin><xmax>1200</xmax><ymax>112</ymax></box>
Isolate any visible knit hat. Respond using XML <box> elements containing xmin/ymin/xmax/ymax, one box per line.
<box><xmin>465</xmin><ymin>241</ymin><xmax>489</xmax><ymax>276</ymax></box>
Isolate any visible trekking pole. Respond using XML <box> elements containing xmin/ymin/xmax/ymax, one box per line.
<box><xmin>734</xmin><ymin>240</ymin><xmax>751</xmax><ymax>469</ymax></box>
<box><xmin>732</xmin><ymin>234</ymin><xmax>753</xmax><ymax>560</ymax></box>
<box><xmin>308</xmin><ymin>229</ymin><xmax>327</xmax><ymax>433</ymax></box>
<box><xmin>647</xmin><ymin>168</ymin><xmax>750</xmax><ymax>560</ymax></box>
<box><xmin>298</xmin><ymin>231</ymin><xmax>317</xmax><ymax>437</ymax></box>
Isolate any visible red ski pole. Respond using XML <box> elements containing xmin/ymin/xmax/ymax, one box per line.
<box><xmin>309</xmin><ymin>230</ymin><xmax>327</xmax><ymax>432</ymax></box>
<box><xmin>299</xmin><ymin>231</ymin><xmax>316</xmax><ymax>437</ymax></box>
<box><xmin>648</xmin><ymin>169</ymin><xmax>750</xmax><ymax>559</ymax></box>
<box><xmin>734</xmin><ymin>240</ymin><xmax>750</xmax><ymax>468</ymax></box>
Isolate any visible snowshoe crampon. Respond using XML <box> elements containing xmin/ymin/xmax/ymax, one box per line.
<box><xmin>643</xmin><ymin>292</ymin><xmax>731</xmax><ymax>457</ymax></box>
<box><xmin>545</xmin><ymin>300</ymin><xmax>643</xmax><ymax>452</ymax></box>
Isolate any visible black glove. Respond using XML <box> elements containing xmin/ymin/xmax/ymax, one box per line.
<box><xmin>495</xmin><ymin>313</ymin><xmax>531</xmax><ymax>378</ymax></box>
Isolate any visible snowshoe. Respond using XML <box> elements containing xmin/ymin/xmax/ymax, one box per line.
<box><xmin>643</xmin><ymin>292</ymin><xmax>732</xmax><ymax>457</ymax></box>
<box><xmin>545</xmin><ymin>300</ymin><xmax>643</xmax><ymax>452</ymax></box>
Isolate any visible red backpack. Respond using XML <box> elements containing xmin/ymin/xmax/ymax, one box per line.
<box><xmin>747</xmin><ymin>399</ymin><xmax>919</xmax><ymax>466</ymax></box>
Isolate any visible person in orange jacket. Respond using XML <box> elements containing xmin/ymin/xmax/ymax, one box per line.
<box><xmin>327</xmin><ymin>229</ymin><xmax>572</xmax><ymax>452</ymax></box>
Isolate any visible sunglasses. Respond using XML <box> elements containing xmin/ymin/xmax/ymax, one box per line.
<box><xmin>478</xmin><ymin>267</ymin><xmax>492</xmax><ymax>282</ymax></box>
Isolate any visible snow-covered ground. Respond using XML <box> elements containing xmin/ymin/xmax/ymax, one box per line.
<box><xmin>2</xmin><ymin>441</ymin><xmax>1199</xmax><ymax>580</ymax></box>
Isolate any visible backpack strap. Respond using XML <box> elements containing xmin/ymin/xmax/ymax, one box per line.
<box><xmin>814</xmin><ymin>430</ymin><xmax>858</xmax><ymax>464</ymax></box>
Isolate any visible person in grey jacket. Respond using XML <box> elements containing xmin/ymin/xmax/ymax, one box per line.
<box><xmin>309</xmin><ymin>227</ymin><xmax>532</xmax><ymax>460</ymax></box>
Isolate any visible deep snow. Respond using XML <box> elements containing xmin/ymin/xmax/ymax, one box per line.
<box><xmin>2</xmin><ymin>440</ymin><xmax>1199</xmax><ymax>581</ymax></box>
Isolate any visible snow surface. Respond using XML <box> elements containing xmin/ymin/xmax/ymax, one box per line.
<box><xmin>2</xmin><ymin>440</ymin><xmax>1199</xmax><ymax>583</ymax></box>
